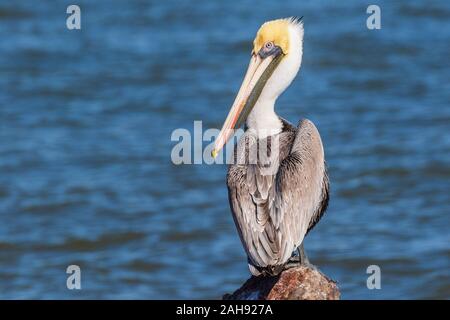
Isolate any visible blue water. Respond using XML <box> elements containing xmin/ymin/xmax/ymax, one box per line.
<box><xmin>0</xmin><ymin>0</ymin><xmax>449</xmax><ymax>299</ymax></box>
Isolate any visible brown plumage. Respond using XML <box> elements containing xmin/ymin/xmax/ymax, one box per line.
<box><xmin>227</xmin><ymin>118</ymin><xmax>329</xmax><ymax>276</ymax></box>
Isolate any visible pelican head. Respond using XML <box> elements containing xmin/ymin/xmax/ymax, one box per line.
<box><xmin>212</xmin><ymin>17</ymin><xmax>304</xmax><ymax>157</ymax></box>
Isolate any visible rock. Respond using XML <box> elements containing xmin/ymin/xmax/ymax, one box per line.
<box><xmin>223</xmin><ymin>266</ymin><xmax>340</xmax><ymax>300</ymax></box>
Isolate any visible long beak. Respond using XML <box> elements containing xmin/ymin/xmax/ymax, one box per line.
<box><xmin>212</xmin><ymin>51</ymin><xmax>283</xmax><ymax>158</ymax></box>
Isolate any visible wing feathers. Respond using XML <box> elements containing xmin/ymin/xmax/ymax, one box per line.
<box><xmin>227</xmin><ymin>119</ymin><xmax>328</xmax><ymax>270</ymax></box>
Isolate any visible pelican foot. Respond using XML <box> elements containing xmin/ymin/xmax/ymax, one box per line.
<box><xmin>283</xmin><ymin>243</ymin><xmax>318</xmax><ymax>271</ymax></box>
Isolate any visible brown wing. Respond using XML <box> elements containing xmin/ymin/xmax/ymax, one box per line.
<box><xmin>227</xmin><ymin>119</ymin><xmax>329</xmax><ymax>271</ymax></box>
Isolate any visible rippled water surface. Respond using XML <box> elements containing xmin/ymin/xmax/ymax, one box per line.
<box><xmin>0</xmin><ymin>1</ymin><xmax>449</xmax><ymax>299</ymax></box>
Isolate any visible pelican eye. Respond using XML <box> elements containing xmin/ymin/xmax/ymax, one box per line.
<box><xmin>264</xmin><ymin>41</ymin><xmax>274</xmax><ymax>51</ymax></box>
<box><xmin>258</xmin><ymin>41</ymin><xmax>280</xmax><ymax>59</ymax></box>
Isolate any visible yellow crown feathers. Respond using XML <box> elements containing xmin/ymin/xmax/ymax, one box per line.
<box><xmin>253</xmin><ymin>17</ymin><xmax>303</xmax><ymax>55</ymax></box>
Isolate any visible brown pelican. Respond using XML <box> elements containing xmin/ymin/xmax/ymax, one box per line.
<box><xmin>212</xmin><ymin>17</ymin><xmax>329</xmax><ymax>276</ymax></box>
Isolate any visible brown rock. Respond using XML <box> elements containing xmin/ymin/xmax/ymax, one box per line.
<box><xmin>223</xmin><ymin>266</ymin><xmax>340</xmax><ymax>300</ymax></box>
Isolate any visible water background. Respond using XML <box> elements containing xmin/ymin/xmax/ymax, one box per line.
<box><xmin>0</xmin><ymin>0</ymin><xmax>449</xmax><ymax>299</ymax></box>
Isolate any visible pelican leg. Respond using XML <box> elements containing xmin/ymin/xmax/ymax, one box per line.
<box><xmin>297</xmin><ymin>243</ymin><xmax>320</xmax><ymax>271</ymax></box>
<box><xmin>283</xmin><ymin>243</ymin><xmax>314</xmax><ymax>270</ymax></box>
<box><xmin>298</xmin><ymin>243</ymin><xmax>310</xmax><ymax>265</ymax></box>
<box><xmin>283</xmin><ymin>245</ymin><xmax>303</xmax><ymax>271</ymax></box>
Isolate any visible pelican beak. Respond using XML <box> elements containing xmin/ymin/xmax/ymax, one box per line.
<box><xmin>212</xmin><ymin>50</ymin><xmax>283</xmax><ymax>157</ymax></box>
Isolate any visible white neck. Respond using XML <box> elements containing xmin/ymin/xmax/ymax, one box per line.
<box><xmin>245</xmin><ymin>22</ymin><xmax>303</xmax><ymax>139</ymax></box>
<box><xmin>246</xmin><ymin>97</ymin><xmax>282</xmax><ymax>138</ymax></box>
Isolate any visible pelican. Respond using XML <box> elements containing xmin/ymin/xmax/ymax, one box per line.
<box><xmin>212</xmin><ymin>17</ymin><xmax>329</xmax><ymax>276</ymax></box>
